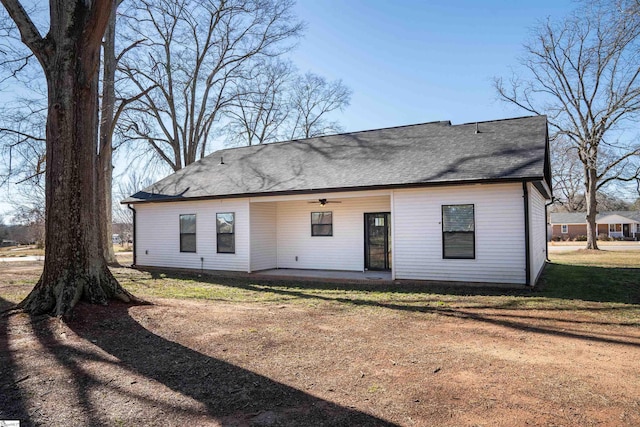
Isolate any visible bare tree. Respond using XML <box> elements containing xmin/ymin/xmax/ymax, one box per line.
<box><xmin>224</xmin><ymin>63</ymin><xmax>354</xmax><ymax>146</ymax></box>
<box><xmin>495</xmin><ymin>0</ymin><xmax>640</xmax><ymax>249</ymax></box>
<box><xmin>118</xmin><ymin>0</ymin><xmax>303</xmax><ymax>171</ymax></box>
<box><xmin>113</xmin><ymin>171</ymin><xmax>154</xmax><ymax>247</ymax></box>
<box><xmin>0</xmin><ymin>0</ymin><xmax>135</xmax><ymax>315</ymax></box>
<box><xmin>1</xmin><ymin>2</ymin><xmax>127</xmax><ymax>264</ymax></box>
<box><xmin>225</xmin><ymin>59</ymin><xmax>294</xmax><ymax>146</ymax></box>
<box><xmin>288</xmin><ymin>72</ymin><xmax>352</xmax><ymax>139</ymax></box>
<box><xmin>10</xmin><ymin>183</ymin><xmax>45</xmax><ymax>246</ymax></box>
<box><xmin>551</xmin><ymin>136</ymin><xmax>585</xmax><ymax>211</ymax></box>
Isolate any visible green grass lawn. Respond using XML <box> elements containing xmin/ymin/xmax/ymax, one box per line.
<box><xmin>111</xmin><ymin>249</ymin><xmax>640</xmax><ymax>321</ymax></box>
<box><xmin>541</xmin><ymin>250</ymin><xmax>640</xmax><ymax>304</ymax></box>
<box><xmin>4</xmin><ymin>249</ymin><xmax>639</xmax><ymax>317</ymax></box>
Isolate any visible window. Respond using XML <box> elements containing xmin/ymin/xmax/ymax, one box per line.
<box><xmin>216</xmin><ymin>213</ymin><xmax>235</xmax><ymax>253</ymax></box>
<box><xmin>179</xmin><ymin>214</ymin><xmax>196</xmax><ymax>253</ymax></box>
<box><xmin>561</xmin><ymin>224</ymin><xmax>568</xmax><ymax>234</ymax></box>
<box><xmin>442</xmin><ymin>204</ymin><xmax>475</xmax><ymax>259</ymax></box>
<box><xmin>609</xmin><ymin>224</ymin><xmax>622</xmax><ymax>232</ymax></box>
<box><xmin>311</xmin><ymin>212</ymin><xmax>333</xmax><ymax>236</ymax></box>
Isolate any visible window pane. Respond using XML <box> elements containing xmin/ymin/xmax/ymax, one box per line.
<box><xmin>312</xmin><ymin>224</ymin><xmax>332</xmax><ymax>236</ymax></box>
<box><xmin>311</xmin><ymin>212</ymin><xmax>333</xmax><ymax>236</ymax></box>
<box><xmin>311</xmin><ymin>211</ymin><xmax>332</xmax><ymax>225</ymax></box>
<box><xmin>216</xmin><ymin>213</ymin><xmax>235</xmax><ymax>233</ymax></box>
<box><xmin>180</xmin><ymin>214</ymin><xmax>196</xmax><ymax>234</ymax></box>
<box><xmin>443</xmin><ymin>232</ymin><xmax>474</xmax><ymax>258</ymax></box>
<box><xmin>217</xmin><ymin>233</ymin><xmax>235</xmax><ymax>253</ymax></box>
<box><xmin>442</xmin><ymin>205</ymin><xmax>474</xmax><ymax>232</ymax></box>
<box><xmin>180</xmin><ymin>233</ymin><xmax>196</xmax><ymax>252</ymax></box>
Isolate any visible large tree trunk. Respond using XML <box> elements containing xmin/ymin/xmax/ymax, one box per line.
<box><xmin>98</xmin><ymin>2</ymin><xmax>118</xmax><ymax>264</ymax></box>
<box><xmin>584</xmin><ymin>166</ymin><xmax>600</xmax><ymax>250</ymax></box>
<box><xmin>15</xmin><ymin>0</ymin><xmax>134</xmax><ymax>316</ymax></box>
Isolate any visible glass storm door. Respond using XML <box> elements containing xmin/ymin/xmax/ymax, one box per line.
<box><xmin>365</xmin><ymin>213</ymin><xmax>391</xmax><ymax>271</ymax></box>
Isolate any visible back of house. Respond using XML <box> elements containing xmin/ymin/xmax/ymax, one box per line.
<box><xmin>123</xmin><ymin>115</ymin><xmax>552</xmax><ymax>287</ymax></box>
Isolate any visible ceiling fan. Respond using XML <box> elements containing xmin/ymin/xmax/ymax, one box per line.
<box><xmin>308</xmin><ymin>198</ymin><xmax>342</xmax><ymax>207</ymax></box>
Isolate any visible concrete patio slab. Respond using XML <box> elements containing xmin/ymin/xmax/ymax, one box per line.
<box><xmin>255</xmin><ymin>268</ymin><xmax>392</xmax><ymax>282</ymax></box>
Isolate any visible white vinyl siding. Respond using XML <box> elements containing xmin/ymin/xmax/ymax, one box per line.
<box><xmin>250</xmin><ymin>202</ymin><xmax>277</xmax><ymax>271</ymax></box>
<box><xmin>393</xmin><ymin>183</ymin><xmax>527</xmax><ymax>284</ymax></box>
<box><xmin>528</xmin><ymin>183</ymin><xmax>548</xmax><ymax>285</ymax></box>
<box><xmin>135</xmin><ymin>199</ymin><xmax>250</xmax><ymax>271</ymax></box>
<box><xmin>276</xmin><ymin>196</ymin><xmax>390</xmax><ymax>271</ymax></box>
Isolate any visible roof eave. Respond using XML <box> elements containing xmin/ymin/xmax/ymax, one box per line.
<box><xmin>121</xmin><ymin>176</ymin><xmax>547</xmax><ymax>205</ymax></box>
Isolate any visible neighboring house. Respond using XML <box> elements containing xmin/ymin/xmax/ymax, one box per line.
<box><xmin>122</xmin><ymin>116</ymin><xmax>551</xmax><ymax>287</ymax></box>
<box><xmin>550</xmin><ymin>211</ymin><xmax>640</xmax><ymax>241</ymax></box>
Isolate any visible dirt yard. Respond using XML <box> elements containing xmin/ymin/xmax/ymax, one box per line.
<box><xmin>1</xmin><ymin>261</ymin><xmax>640</xmax><ymax>426</ymax></box>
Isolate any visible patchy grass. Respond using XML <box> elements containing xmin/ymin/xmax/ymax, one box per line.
<box><xmin>549</xmin><ymin>249</ymin><xmax>640</xmax><ymax>268</ymax></box>
<box><xmin>0</xmin><ymin>244</ymin><xmax>130</xmax><ymax>258</ymax></box>
<box><xmin>2</xmin><ymin>250</ymin><xmax>640</xmax><ymax>426</ymax></box>
<box><xmin>4</xmin><ymin>250</ymin><xmax>640</xmax><ymax>318</ymax></box>
<box><xmin>0</xmin><ymin>245</ymin><xmax>43</xmax><ymax>257</ymax></box>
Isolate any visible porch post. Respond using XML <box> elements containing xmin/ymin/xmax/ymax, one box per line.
<box><xmin>390</xmin><ymin>190</ymin><xmax>396</xmax><ymax>281</ymax></box>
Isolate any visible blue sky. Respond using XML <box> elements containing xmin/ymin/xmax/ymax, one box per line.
<box><xmin>0</xmin><ymin>0</ymin><xmax>576</xmax><ymax>219</ymax></box>
<box><xmin>287</xmin><ymin>0</ymin><xmax>574</xmax><ymax>132</ymax></box>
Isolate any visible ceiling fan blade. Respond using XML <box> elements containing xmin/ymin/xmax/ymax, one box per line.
<box><xmin>306</xmin><ymin>199</ymin><xmax>342</xmax><ymax>205</ymax></box>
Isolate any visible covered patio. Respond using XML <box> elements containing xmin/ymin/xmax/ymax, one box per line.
<box><xmin>254</xmin><ymin>268</ymin><xmax>393</xmax><ymax>283</ymax></box>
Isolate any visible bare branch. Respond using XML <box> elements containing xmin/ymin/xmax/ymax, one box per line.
<box><xmin>495</xmin><ymin>0</ymin><xmax>640</xmax><ymax>249</ymax></box>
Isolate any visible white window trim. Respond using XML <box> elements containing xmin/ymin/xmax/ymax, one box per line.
<box><xmin>561</xmin><ymin>224</ymin><xmax>568</xmax><ymax>234</ymax></box>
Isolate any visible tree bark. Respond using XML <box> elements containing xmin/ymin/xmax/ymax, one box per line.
<box><xmin>98</xmin><ymin>2</ymin><xmax>118</xmax><ymax>264</ymax></box>
<box><xmin>584</xmin><ymin>166</ymin><xmax>600</xmax><ymax>250</ymax></box>
<box><xmin>3</xmin><ymin>0</ymin><xmax>135</xmax><ymax>316</ymax></box>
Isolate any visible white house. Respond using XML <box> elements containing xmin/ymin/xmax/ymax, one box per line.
<box><xmin>122</xmin><ymin>116</ymin><xmax>552</xmax><ymax>287</ymax></box>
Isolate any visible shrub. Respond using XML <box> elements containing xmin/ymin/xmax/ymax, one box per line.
<box><xmin>597</xmin><ymin>233</ymin><xmax>611</xmax><ymax>241</ymax></box>
<box><xmin>573</xmin><ymin>235</ymin><xmax>588</xmax><ymax>241</ymax></box>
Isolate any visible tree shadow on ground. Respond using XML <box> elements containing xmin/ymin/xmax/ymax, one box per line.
<box><xmin>139</xmin><ymin>267</ymin><xmax>640</xmax><ymax>349</ymax></box>
<box><xmin>143</xmin><ymin>261</ymin><xmax>640</xmax><ymax>306</ymax></box>
<box><xmin>55</xmin><ymin>301</ymin><xmax>398</xmax><ymax>426</ymax></box>
<box><xmin>0</xmin><ymin>296</ymin><xmax>32</xmax><ymax>425</ymax></box>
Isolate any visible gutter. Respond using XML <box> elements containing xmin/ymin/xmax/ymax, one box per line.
<box><xmin>127</xmin><ymin>204</ymin><xmax>137</xmax><ymax>267</ymax></box>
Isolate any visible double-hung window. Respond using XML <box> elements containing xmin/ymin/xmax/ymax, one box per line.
<box><xmin>179</xmin><ymin>214</ymin><xmax>196</xmax><ymax>253</ymax></box>
<box><xmin>561</xmin><ymin>224</ymin><xmax>568</xmax><ymax>234</ymax></box>
<box><xmin>442</xmin><ymin>204</ymin><xmax>475</xmax><ymax>259</ymax></box>
<box><xmin>216</xmin><ymin>213</ymin><xmax>235</xmax><ymax>253</ymax></box>
<box><xmin>311</xmin><ymin>212</ymin><xmax>333</xmax><ymax>236</ymax></box>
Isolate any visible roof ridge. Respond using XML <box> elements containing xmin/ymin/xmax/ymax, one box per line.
<box><xmin>209</xmin><ymin>115</ymin><xmax>545</xmax><ymax>156</ymax></box>
<box><xmin>458</xmin><ymin>115</ymin><xmax>544</xmax><ymax>126</ymax></box>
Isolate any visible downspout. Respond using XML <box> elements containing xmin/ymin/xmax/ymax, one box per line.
<box><xmin>544</xmin><ymin>198</ymin><xmax>556</xmax><ymax>263</ymax></box>
<box><xmin>127</xmin><ymin>204</ymin><xmax>137</xmax><ymax>267</ymax></box>
<box><xmin>522</xmin><ymin>182</ymin><xmax>531</xmax><ymax>287</ymax></box>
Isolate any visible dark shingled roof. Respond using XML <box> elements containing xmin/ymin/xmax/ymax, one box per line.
<box><xmin>123</xmin><ymin>115</ymin><xmax>550</xmax><ymax>204</ymax></box>
<box><xmin>550</xmin><ymin>211</ymin><xmax>640</xmax><ymax>224</ymax></box>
